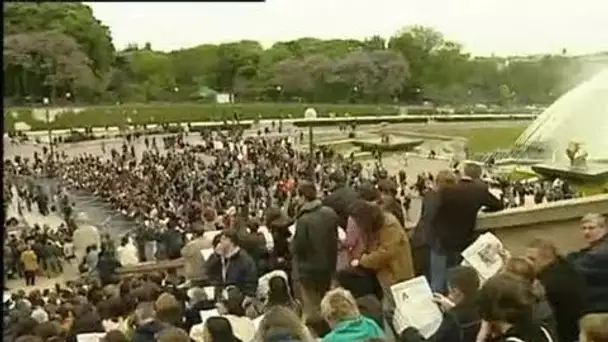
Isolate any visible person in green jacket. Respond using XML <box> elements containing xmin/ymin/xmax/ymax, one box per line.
<box><xmin>321</xmin><ymin>287</ymin><xmax>385</xmax><ymax>342</ymax></box>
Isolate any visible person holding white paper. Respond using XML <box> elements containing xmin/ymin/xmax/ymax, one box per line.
<box><xmin>393</xmin><ymin>266</ymin><xmax>482</xmax><ymax>342</ymax></box>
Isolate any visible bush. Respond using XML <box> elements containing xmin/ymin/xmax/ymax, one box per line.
<box><xmin>3</xmin><ymin>103</ymin><xmax>537</xmax><ymax>131</ymax></box>
<box><xmin>4</xmin><ymin>103</ymin><xmax>400</xmax><ymax>131</ymax></box>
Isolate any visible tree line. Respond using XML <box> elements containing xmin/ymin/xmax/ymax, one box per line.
<box><xmin>3</xmin><ymin>3</ymin><xmax>605</xmax><ymax>107</ymax></box>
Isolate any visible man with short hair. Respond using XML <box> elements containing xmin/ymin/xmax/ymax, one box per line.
<box><xmin>526</xmin><ymin>238</ymin><xmax>586</xmax><ymax>342</ymax></box>
<box><xmin>294</xmin><ymin>180</ymin><xmax>339</xmax><ymax>318</ymax></box>
<box><xmin>430</xmin><ymin>162</ymin><xmax>503</xmax><ymax>292</ymax></box>
<box><xmin>205</xmin><ymin>229</ymin><xmax>258</xmax><ymax>297</ymax></box>
<box><xmin>322</xmin><ymin>171</ymin><xmax>359</xmax><ymax>229</ymax></box>
<box><xmin>567</xmin><ymin>213</ymin><xmax>608</xmax><ymax>314</ymax></box>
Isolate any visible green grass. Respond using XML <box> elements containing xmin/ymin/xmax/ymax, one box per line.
<box><xmin>575</xmin><ymin>182</ymin><xmax>608</xmax><ymax>196</ymax></box>
<box><xmin>409</xmin><ymin>124</ymin><xmax>528</xmax><ymax>153</ymax></box>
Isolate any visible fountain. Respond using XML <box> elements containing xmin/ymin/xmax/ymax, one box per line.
<box><xmin>514</xmin><ymin>68</ymin><xmax>608</xmax><ymax>164</ymax></box>
<box><xmin>515</xmin><ymin>69</ymin><xmax>608</xmax><ymax>182</ymax></box>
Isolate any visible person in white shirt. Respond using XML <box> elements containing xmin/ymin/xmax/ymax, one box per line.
<box><xmin>116</xmin><ymin>235</ymin><xmax>139</xmax><ymax>266</ymax></box>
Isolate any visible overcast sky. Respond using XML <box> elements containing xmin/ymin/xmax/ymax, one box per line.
<box><xmin>88</xmin><ymin>0</ymin><xmax>608</xmax><ymax>56</ymax></box>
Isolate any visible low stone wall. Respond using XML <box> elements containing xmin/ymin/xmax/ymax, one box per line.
<box><xmin>478</xmin><ymin>193</ymin><xmax>608</xmax><ymax>254</ymax></box>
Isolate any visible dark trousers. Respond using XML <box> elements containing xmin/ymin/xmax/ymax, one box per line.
<box><xmin>297</xmin><ymin>277</ymin><xmax>331</xmax><ymax>319</ymax></box>
<box><xmin>24</xmin><ymin>270</ymin><xmax>36</xmax><ymax>286</ymax></box>
<box><xmin>430</xmin><ymin>247</ymin><xmax>461</xmax><ymax>293</ymax></box>
<box><xmin>412</xmin><ymin>244</ymin><xmax>430</xmax><ymax>278</ymax></box>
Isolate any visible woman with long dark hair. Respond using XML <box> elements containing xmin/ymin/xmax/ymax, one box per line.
<box><xmin>265</xmin><ymin>275</ymin><xmax>302</xmax><ymax>316</ymax></box>
<box><xmin>348</xmin><ymin>199</ymin><xmax>414</xmax><ymax>288</ymax></box>
<box><xmin>203</xmin><ymin>316</ymin><xmax>242</xmax><ymax>342</ymax></box>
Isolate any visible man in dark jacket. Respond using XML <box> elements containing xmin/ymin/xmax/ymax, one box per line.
<box><xmin>322</xmin><ymin>171</ymin><xmax>359</xmax><ymax>229</ymax></box>
<box><xmin>430</xmin><ymin>163</ymin><xmax>503</xmax><ymax>292</ymax></box>
<box><xmin>160</xmin><ymin>222</ymin><xmax>184</xmax><ymax>260</ymax></box>
<box><xmin>294</xmin><ymin>180</ymin><xmax>339</xmax><ymax>318</ymax></box>
<box><xmin>526</xmin><ymin>238</ymin><xmax>586</xmax><ymax>342</ymax></box>
<box><xmin>567</xmin><ymin>213</ymin><xmax>608</xmax><ymax>314</ymax></box>
<box><xmin>205</xmin><ymin>229</ymin><xmax>258</xmax><ymax>298</ymax></box>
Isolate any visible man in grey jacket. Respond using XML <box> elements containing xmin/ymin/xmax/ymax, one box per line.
<box><xmin>293</xmin><ymin>180</ymin><xmax>339</xmax><ymax>318</ymax></box>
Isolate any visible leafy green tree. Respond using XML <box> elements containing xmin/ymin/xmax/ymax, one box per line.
<box><xmin>4</xmin><ymin>31</ymin><xmax>95</xmax><ymax>103</ymax></box>
<box><xmin>4</xmin><ymin>3</ymin><xmax>114</xmax><ymax>76</ymax></box>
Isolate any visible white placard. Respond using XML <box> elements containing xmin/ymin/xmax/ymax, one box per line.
<box><xmin>337</xmin><ymin>227</ymin><xmax>346</xmax><ymax>242</ymax></box>
<box><xmin>204</xmin><ymin>230</ymin><xmax>222</xmax><ymax>241</ymax></box>
<box><xmin>390</xmin><ymin>276</ymin><xmax>443</xmax><ymax>338</ymax></box>
<box><xmin>77</xmin><ymin>333</ymin><xmax>106</xmax><ymax>342</ymax></box>
<box><xmin>199</xmin><ymin>309</ymin><xmax>220</xmax><ymax>323</ymax></box>
<box><xmin>213</xmin><ymin>141</ymin><xmax>224</xmax><ymax>150</ymax></box>
<box><xmin>461</xmin><ymin>232</ymin><xmax>505</xmax><ymax>280</ymax></box>
<box><xmin>253</xmin><ymin>314</ymin><xmax>265</xmax><ymax>330</ymax></box>
<box><xmin>201</xmin><ymin>248</ymin><xmax>214</xmax><ymax>260</ymax></box>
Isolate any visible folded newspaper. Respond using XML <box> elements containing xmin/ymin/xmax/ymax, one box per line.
<box><xmin>76</xmin><ymin>333</ymin><xmax>106</xmax><ymax>342</ymax></box>
<box><xmin>461</xmin><ymin>232</ymin><xmax>505</xmax><ymax>280</ymax></box>
<box><xmin>390</xmin><ymin>276</ymin><xmax>443</xmax><ymax>338</ymax></box>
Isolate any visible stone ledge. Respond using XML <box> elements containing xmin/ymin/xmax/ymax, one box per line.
<box><xmin>477</xmin><ymin>193</ymin><xmax>608</xmax><ymax>231</ymax></box>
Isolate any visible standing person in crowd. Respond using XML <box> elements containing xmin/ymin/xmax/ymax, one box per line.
<box><xmin>181</xmin><ymin>225</ymin><xmax>213</xmax><ymax>284</ymax></box>
<box><xmin>322</xmin><ymin>171</ymin><xmax>359</xmax><ymax>230</ymax></box>
<box><xmin>430</xmin><ymin>162</ymin><xmax>503</xmax><ymax>292</ymax></box>
<box><xmin>264</xmin><ymin>206</ymin><xmax>293</xmax><ymax>273</ymax></box>
<box><xmin>205</xmin><ymin>229</ymin><xmax>258</xmax><ymax>298</ymax></box>
<box><xmin>20</xmin><ymin>241</ymin><xmax>38</xmax><ymax>286</ymax></box>
<box><xmin>320</xmin><ymin>288</ymin><xmax>385</xmax><ymax>342</ymax></box>
<box><xmin>411</xmin><ymin>170</ymin><xmax>456</xmax><ymax>279</ymax></box>
<box><xmin>525</xmin><ymin>238</ymin><xmax>586</xmax><ymax>342</ymax></box>
<box><xmin>72</xmin><ymin>213</ymin><xmax>101</xmax><ymax>264</ymax></box>
<box><xmin>293</xmin><ymin>180</ymin><xmax>339</xmax><ymax>318</ymax></box>
<box><xmin>116</xmin><ymin>235</ymin><xmax>139</xmax><ymax>267</ymax></box>
<box><xmin>567</xmin><ymin>213</ymin><xmax>608</xmax><ymax>314</ymax></box>
<box><xmin>377</xmin><ymin>179</ymin><xmax>406</xmax><ymax>228</ymax></box>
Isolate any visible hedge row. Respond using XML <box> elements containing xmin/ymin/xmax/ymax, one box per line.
<box><xmin>291</xmin><ymin>114</ymin><xmax>533</xmax><ymax>127</ymax></box>
<box><xmin>4</xmin><ymin>103</ymin><xmax>537</xmax><ymax>131</ymax></box>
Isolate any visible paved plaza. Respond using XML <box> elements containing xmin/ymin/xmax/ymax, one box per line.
<box><xmin>4</xmin><ymin>121</ymin><xmax>532</xmax><ymax>290</ymax></box>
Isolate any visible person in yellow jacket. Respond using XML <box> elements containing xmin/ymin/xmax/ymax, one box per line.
<box><xmin>20</xmin><ymin>244</ymin><xmax>38</xmax><ymax>286</ymax></box>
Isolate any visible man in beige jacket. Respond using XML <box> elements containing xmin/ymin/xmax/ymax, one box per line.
<box><xmin>181</xmin><ymin>224</ymin><xmax>214</xmax><ymax>283</ymax></box>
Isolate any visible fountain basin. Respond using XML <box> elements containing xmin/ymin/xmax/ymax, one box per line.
<box><xmin>532</xmin><ymin>163</ymin><xmax>608</xmax><ymax>182</ymax></box>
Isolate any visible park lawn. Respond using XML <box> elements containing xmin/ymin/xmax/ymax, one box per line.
<box><xmin>412</xmin><ymin>124</ymin><xmax>528</xmax><ymax>153</ymax></box>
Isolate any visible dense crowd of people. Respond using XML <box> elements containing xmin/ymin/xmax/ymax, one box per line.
<box><xmin>3</xmin><ymin>126</ymin><xmax>607</xmax><ymax>342</ymax></box>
